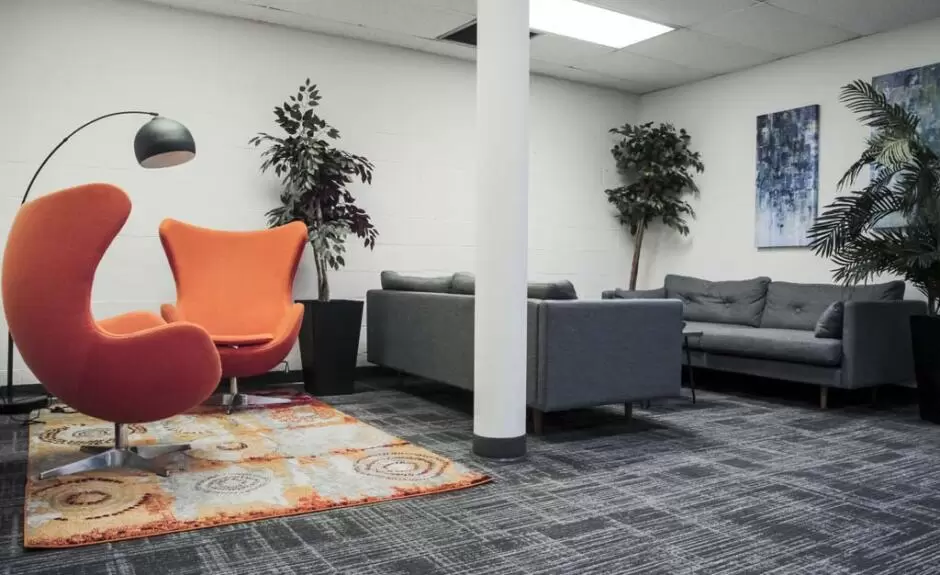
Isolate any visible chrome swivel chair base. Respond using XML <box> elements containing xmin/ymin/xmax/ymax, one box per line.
<box><xmin>38</xmin><ymin>423</ymin><xmax>189</xmax><ymax>480</ymax></box>
<box><xmin>206</xmin><ymin>376</ymin><xmax>291</xmax><ymax>414</ymax></box>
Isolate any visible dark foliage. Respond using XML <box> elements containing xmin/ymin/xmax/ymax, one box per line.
<box><xmin>605</xmin><ymin>122</ymin><xmax>704</xmax><ymax>290</ymax></box>
<box><xmin>808</xmin><ymin>80</ymin><xmax>940</xmax><ymax>314</ymax></box>
<box><xmin>250</xmin><ymin>79</ymin><xmax>376</xmax><ymax>301</ymax></box>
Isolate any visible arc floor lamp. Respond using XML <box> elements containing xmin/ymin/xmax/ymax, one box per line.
<box><xmin>0</xmin><ymin>111</ymin><xmax>197</xmax><ymax>415</ymax></box>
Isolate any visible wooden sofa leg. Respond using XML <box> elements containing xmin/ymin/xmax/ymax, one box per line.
<box><xmin>820</xmin><ymin>386</ymin><xmax>829</xmax><ymax>410</ymax></box>
<box><xmin>531</xmin><ymin>409</ymin><xmax>544</xmax><ymax>435</ymax></box>
<box><xmin>624</xmin><ymin>402</ymin><xmax>633</xmax><ymax>420</ymax></box>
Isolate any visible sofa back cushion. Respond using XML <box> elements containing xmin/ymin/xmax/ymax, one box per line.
<box><xmin>664</xmin><ymin>274</ymin><xmax>770</xmax><ymax>327</ymax></box>
<box><xmin>451</xmin><ymin>272</ymin><xmax>476</xmax><ymax>295</ymax></box>
<box><xmin>527</xmin><ymin>280</ymin><xmax>578</xmax><ymax>300</ymax></box>
<box><xmin>602</xmin><ymin>287</ymin><xmax>666</xmax><ymax>300</ymax></box>
<box><xmin>761</xmin><ymin>280</ymin><xmax>905</xmax><ymax>331</ymax></box>
<box><xmin>449</xmin><ymin>272</ymin><xmax>578</xmax><ymax>300</ymax></box>
<box><xmin>380</xmin><ymin>271</ymin><xmax>453</xmax><ymax>293</ymax></box>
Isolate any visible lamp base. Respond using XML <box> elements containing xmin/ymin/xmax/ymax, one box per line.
<box><xmin>0</xmin><ymin>394</ymin><xmax>48</xmax><ymax>415</ymax></box>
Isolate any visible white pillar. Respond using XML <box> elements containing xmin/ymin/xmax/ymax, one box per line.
<box><xmin>473</xmin><ymin>0</ymin><xmax>529</xmax><ymax>459</ymax></box>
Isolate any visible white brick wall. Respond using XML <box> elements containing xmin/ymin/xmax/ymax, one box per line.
<box><xmin>636</xmin><ymin>17</ymin><xmax>940</xmax><ymax>291</ymax></box>
<box><xmin>0</xmin><ymin>0</ymin><xmax>638</xmax><ymax>384</ymax></box>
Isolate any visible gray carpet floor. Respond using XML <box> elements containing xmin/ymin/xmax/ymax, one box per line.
<box><xmin>3</xmin><ymin>378</ymin><xmax>940</xmax><ymax>575</ymax></box>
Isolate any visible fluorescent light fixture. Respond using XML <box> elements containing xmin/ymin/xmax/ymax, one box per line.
<box><xmin>530</xmin><ymin>0</ymin><xmax>673</xmax><ymax>49</ymax></box>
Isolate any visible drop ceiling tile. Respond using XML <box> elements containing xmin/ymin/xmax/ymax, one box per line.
<box><xmin>693</xmin><ymin>2</ymin><xmax>858</xmax><ymax>56</ymax></box>
<box><xmin>220</xmin><ymin>5</ymin><xmax>433</xmax><ymax>51</ymax></box>
<box><xmin>580</xmin><ymin>50</ymin><xmax>714</xmax><ymax>89</ymax></box>
<box><xmin>531</xmin><ymin>59</ymin><xmax>651</xmax><ymax>93</ymax></box>
<box><xmin>407</xmin><ymin>0</ymin><xmax>476</xmax><ymax>16</ymax></box>
<box><xmin>582</xmin><ymin>0</ymin><xmax>757</xmax><ymax>27</ymax></box>
<box><xmin>234</xmin><ymin>0</ymin><xmax>473</xmax><ymax>38</ymax></box>
<box><xmin>417</xmin><ymin>38</ymin><xmax>477</xmax><ymax>62</ymax></box>
<box><xmin>626</xmin><ymin>29</ymin><xmax>780</xmax><ymax>73</ymax></box>
<box><xmin>767</xmin><ymin>0</ymin><xmax>940</xmax><ymax>35</ymax></box>
<box><xmin>530</xmin><ymin>34</ymin><xmax>620</xmax><ymax>68</ymax></box>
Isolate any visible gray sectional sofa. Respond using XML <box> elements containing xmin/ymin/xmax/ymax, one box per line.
<box><xmin>367</xmin><ymin>272</ymin><xmax>683</xmax><ymax>433</ymax></box>
<box><xmin>604</xmin><ymin>275</ymin><xmax>927</xmax><ymax>408</ymax></box>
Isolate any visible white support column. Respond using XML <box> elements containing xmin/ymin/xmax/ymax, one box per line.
<box><xmin>472</xmin><ymin>0</ymin><xmax>529</xmax><ymax>459</ymax></box>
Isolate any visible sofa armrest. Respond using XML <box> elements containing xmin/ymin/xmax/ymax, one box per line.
<box><xmin>533</xmin><ymin>299</ymin><xmax>683</xmax><ymax>411</ymax></box>
<box><xmin>366</xmin><ymin>290</ymin><xmax>476</xmax><ymax>390</ymax></box>
<box><xmin>842</xmin><ymin>300</ymin><xmax>927</xmax><ymax>388</ymax></box>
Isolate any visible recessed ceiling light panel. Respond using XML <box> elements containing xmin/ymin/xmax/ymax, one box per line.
<box><xmin>529</xmin><ymin>0</ymin><xmax>673</xmax><ymax>48</ymax></box>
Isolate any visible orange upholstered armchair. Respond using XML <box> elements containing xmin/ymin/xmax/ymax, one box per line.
<box><xmin>159</xmin><ymin>218</ymin><xmax>307</xmax><ymax>412</ymax></box>
<box><xmin>2</xmin><ymin>183</ymin><xmax>221</xmax><ymax>479</ymax></box>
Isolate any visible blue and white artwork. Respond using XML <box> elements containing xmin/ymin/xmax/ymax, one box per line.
<box><xmin>756</xmin><ymin>105</ymin><xmax>820</xmax><ymax>248</ymax></box>
<box><xmin>872</xmin><ymin>62</ymin><xmax>940</xmax><ymax>228</ymax></box>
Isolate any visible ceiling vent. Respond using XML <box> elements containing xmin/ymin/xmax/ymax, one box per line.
<box><xmin>438</xmin><ymin>20</ymin><xmax>539</xmax><ymax>47</ymax></box>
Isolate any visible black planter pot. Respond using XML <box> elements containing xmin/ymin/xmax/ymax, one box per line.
<box><xmin>911</xmin><ymin>315</ymin><xmax>940</xmax><ymax>424</ymax></box>
<box><xmin>298</xmin><ymin>299</ymin><xmax>363</xmax><ymax>396</ymax></box>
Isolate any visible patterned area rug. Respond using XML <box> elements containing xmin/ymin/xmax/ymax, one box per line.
<box><xmin>23</xmin><ymin>395</ymin><xmax>489</xmax><ymax>548</ymax></box>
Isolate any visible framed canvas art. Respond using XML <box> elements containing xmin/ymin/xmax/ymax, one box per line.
<box><xmin>756</xmin><ymin>104</ymin><xmax>820</xmax><ymax>248</ymax></box>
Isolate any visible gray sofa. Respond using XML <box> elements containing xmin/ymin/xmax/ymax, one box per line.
<box><xmin>604</xmin><ymin>275</ymin><xmax>927</xmax><ymax>408</ymax></box>
<box><xmin>367</xmin><ymin>272</ymin><xmax>683</xmax><ymax>433</ymax></box>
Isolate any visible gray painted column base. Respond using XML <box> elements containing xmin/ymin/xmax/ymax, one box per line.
<box><xmin>473</xmin><ymin>434</ymin><xmax>526</xmax><ymax>460</ymax></box>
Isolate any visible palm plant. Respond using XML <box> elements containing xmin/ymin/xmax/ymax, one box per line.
<box><xmin>250</xmin><ymin>79</ymin><xmax>377</xmax><ymax>302</ymax></box>
<box><xmin>605</xmin><ymin>122</ymin><xmax>704</xmax><ymax>290</ymax></box>
<box><xmin>808</xmin><ymin>80</ymin><xmax>940</xmax><ymax>314</ymax></box>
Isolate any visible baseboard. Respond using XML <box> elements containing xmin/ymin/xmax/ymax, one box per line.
<box><xmin>239</xmin><ymin>369</ymin><xmax>304</xmax><ymax>387</ymax></box>
<box><xmin>4</xmin><ymin>383</ymin><xmax>45</xmax><ymax>396</ymax></box>
<box><xmin>6</xmin><ymin>365</ymin><xmax>392</xmax><ymax>399</ymax></box>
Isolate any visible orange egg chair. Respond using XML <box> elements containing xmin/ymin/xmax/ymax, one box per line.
<box><xmin>2</xmin><ymin>183</ymin><xmax>222</xmax><ymax>479</ymax></box>
<box><xmin>158</xmin><ymin>218</ymin><xmax>307</xmax><ymax>412</ymax></box>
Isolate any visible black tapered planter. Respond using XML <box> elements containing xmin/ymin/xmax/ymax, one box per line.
<box><xmin>911</xmin><ymin>315</ymin><xmax>940</xmax><ymax>424</ymax></box>
<box><xmin>298</xmin><ymin>299</ymin><xmax>363</xmax><ymax>396</ymax></box>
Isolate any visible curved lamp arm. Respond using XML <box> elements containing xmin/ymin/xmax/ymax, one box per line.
<box><xmin>20</xmin><ymin>110</ymin><xmax>159</xmax><ymax>205</ymax></box>
<box><xmin>5</xmin><ymin>109</ymin><xmax>199</xmax><ymax>412</ymax></box>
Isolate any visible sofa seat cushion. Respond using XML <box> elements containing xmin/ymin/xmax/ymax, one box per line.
<box><xmin>760</xmin><ymin>280</ymin><xmax>905</xmax><ymax>331</ymax></box>
<box><xmin>684</xmin><ymin>322</ymin><xmax>842</xmax><ymax>367</ymax></box>
<box><xmin>665</xmin><ymin>275</ymin><xmax>770</xmax><ymax>327</ymax></box>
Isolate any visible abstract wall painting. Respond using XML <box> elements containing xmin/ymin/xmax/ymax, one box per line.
<box><xmin>872</xmin><ymin>62</ymin><xmax>940</xmax><ymax>228</ymax></box>
<box><xmin>755</xmin><ymin>104</ymin><xmax>820</xmax><ymax>248</ymax></box>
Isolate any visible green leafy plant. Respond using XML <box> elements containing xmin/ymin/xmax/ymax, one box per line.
<box><xmin>605</xmin><ymin>122</ymin><xmax>704</xmax><ymax>290</ymax></box>
<box><xmin>250</xmin><ymin>79</ymin><xmax>376</xmax><ymax>302</ymax></box>
<box><xmin>808</xmin><ymin>80</ymin><xmax>940</xmax><ymax>314</ymax></box>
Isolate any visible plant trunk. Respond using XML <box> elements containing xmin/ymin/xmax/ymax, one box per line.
<box><xmin>629</xmin><ymin>225</ymin><xmax>646</xmax><ymax>291</ymax></box>
<box><xmin>312</xmin><ymin>245</ymin><xmax>330</xmax><ymax>302</ymax></box>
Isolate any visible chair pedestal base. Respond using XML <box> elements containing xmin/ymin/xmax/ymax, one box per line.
<box><xmin>208</xmin><ymin>393</ymin><xmax>292</xmax><ymax>414</ymax></box>
<box><xmin>207</xmin><ymin>376</ymin><xmax>291</xmax><ymax>414</ymax></box>
<box><xmin>38</xmin><ymin>435</ymin><xmax>190</xmax><ymax>480</ymax></box>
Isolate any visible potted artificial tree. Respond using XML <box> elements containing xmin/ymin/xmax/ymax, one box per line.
<box><xmin>605</xmin><ymin>122</ymin><xmax>704</xmax><ymax>290</ymax></box>
<box><xmin>250</xmin><ymin>79</ymin><xmax>377</xmax><ymax>395</ymax></box>
<box><xmin>808</xmin><ymin>80</ymin><xmax>940</xmax><ymax>422</ymax></box>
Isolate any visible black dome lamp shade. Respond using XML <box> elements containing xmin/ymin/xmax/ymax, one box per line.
<box><xmin>2</xmin><ymin>110</ymin><xmax>196</xmax><ymax>416</ymax></box>
<box><xmin>134</xmin><ymin>116</ymin><xmax>196</xmax><ymax>168</ymax></box>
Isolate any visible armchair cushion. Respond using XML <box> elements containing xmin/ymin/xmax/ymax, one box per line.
<box><xmin>98</xmin><ymin>311</ymin><xmax>165</xmax><ymax>335</ymax></box>
<box><xmin>212</xmin><ymin>333</ymin><xmax>275</xmax><ymax>346</ymax></box>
